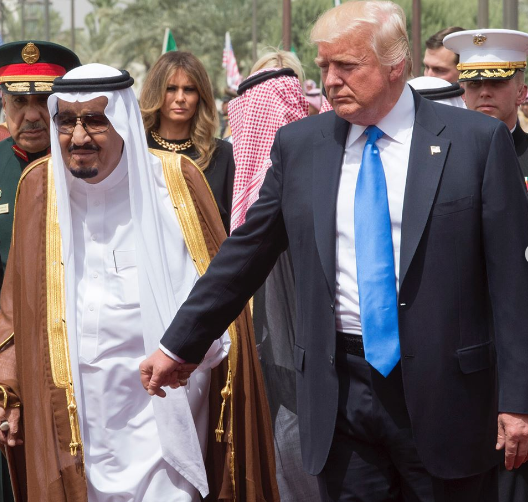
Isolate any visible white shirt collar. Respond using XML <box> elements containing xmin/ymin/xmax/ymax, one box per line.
<box><xmin>346</xmin><ymin>83</ymin><xmax>415</xmax><ymax>147</ymax></box>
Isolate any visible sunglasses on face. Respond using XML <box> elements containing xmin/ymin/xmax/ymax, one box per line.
<box><xmin>53</xmin><ymin>112</ymin><xmax>111</xmax><ymax>135</ymax></box>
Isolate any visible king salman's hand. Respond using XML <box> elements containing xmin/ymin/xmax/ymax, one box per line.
<box><xmin>0</xmin><ymin>406</ymin><xmax>22</xmax><ymax>447</ymax></box>
<box><xmin>140</xmin><ymin>349</ymin><xmax>198</xmax><ymax>398</ymax></box>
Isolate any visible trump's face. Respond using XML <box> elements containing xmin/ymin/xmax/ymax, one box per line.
<box><xmin>315</xmin><ymin>30</ymin><xmax>405</xmax><ymax>126</ymax></box>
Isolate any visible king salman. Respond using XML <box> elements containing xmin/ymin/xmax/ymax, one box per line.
<box><xmin>0</xmin><ymin>64</ymin><xmax>278</xmax><ymax>502</ymax></box>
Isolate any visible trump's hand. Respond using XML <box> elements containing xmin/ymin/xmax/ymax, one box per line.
<box><xmin>140</xmin><ymin>349</ymin><xmax>198</xmax><ymax>398</ymax></box>
<box><xmin>497</xmin><ymin>412</ymin><xmax>528</xmax><ymax>470</ymax></box>
<box><xmin>0</xmin><ymin>406</ymin><xmax>22</xmax><ymax>447</ymax></box>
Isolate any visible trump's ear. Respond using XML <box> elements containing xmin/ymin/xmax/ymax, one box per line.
<box><xmin>389</xmin><ymin>59</ymin><xmax>406</xmax><ymax>82</ymax></box>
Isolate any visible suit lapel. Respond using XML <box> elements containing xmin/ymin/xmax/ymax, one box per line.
<box><xmin>313</xmin><ymin>113</ymin><xmax>349</xmax><ymax>299</ymax></box>
<box><xmin>399</xmin><ymin>93</ymin><xmax>450</xmax><ymax>287</ymax></box>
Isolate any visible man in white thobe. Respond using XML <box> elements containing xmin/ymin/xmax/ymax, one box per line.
<box><xmin>0</xmin><ymin>63</ymin><xmax>231</xmax><ymax>501</ymax></box>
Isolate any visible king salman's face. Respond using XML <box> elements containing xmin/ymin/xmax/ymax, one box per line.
<box><xmin>2</xmin><ymin>93</ymin><xmax>51</xmax><ymax>153</ymax></box>
<box><xmin>56</xmin><ymin>96</ymin><xmax>124</xmax><ymax>184</ymax></box>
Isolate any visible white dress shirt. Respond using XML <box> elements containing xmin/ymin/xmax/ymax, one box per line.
<box><xmin>335</xmin><ymin>84</ymin><xmax>415</xmax><ymax>334</ymax></box>
<box><xmin>70</xmin><ymin>159</ymin><xmax>206</xmax><ymax>501</ymax></box>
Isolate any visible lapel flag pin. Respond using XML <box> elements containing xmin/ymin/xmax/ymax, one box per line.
<box><xmin>430</xmin><ymin>146</ymin><xmax>441</xmax><ymax>155</ymax></box>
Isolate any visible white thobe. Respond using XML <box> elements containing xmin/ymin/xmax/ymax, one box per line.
<box><xmin>69</xmin><ymin>158</ymin><xmax>225</xmax><ymax>502</ymax></box>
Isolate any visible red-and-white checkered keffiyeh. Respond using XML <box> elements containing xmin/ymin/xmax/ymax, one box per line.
<box><xmin>229</xmin><ymin>69</ymin><xmax>331</xmax><ymax>232</ymax></box>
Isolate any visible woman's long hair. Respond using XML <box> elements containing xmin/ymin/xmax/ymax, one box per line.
<box><xmin>140</xmin><ymin>51</ymin><xmax>218</xmax><ymax>170</ymax></box>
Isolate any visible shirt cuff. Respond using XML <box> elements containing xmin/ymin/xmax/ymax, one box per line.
<box><xmin>159</xmin><ymin>343</ymin><xmax>186</xmax><ymax>363</ymax></box>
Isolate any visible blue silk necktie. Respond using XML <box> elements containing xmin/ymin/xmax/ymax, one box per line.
<box><xmin>354</xmin><ymin>125</ymin><xmax>400</xmax><ymax>377</ymax></box>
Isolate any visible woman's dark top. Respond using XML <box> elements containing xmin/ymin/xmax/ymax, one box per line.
<box><xmin>148</xmin><ymin>133</ymin><xmax>235</xmax><ymax>233</ymax></box>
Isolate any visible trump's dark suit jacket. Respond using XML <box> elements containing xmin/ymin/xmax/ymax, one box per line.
<box><xmin>162</xmin><ymin>89</ymin><xmax>528</xmax><ymax>480</ymax></box>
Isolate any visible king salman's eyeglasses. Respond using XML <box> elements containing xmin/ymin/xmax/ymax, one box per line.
<box><xmin>53</xmin><ymin>113</ymin><xmax>110</xmax><ymax>135</ymax></box>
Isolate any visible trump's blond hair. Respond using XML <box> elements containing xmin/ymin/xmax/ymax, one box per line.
<box><xmin>311</xmin><ymin>1</ymin><xmax>412</xmax><ymax>78</ymax></box>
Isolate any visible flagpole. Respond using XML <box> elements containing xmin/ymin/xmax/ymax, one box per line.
<box><xmin>411</xmin><ymin>0</ymin><xmax>421</xmax><ymax>77</ymax></box>
<box><xmin>282</xmin><ymin>0</ymin><xmax>291</xmax><ymax>51</ymax></box>
<box><xmin>252</xmin><ymin>0</ymin><xmax>257</xmax><ymax>63</ymax></box>
<box><xmin>162</xmin><ymin>28</ymin><xmax>169</xmax><ymax>54</ymax></box>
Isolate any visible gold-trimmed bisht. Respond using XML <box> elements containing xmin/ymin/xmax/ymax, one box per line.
<box><xmin>153</xmin><ymin>149</ymin><xmax>238</xmax><ymax>497</ymax></box>
<box><xmin>45</xmin><ymin>161</ymin><xmax>83</xmax><ymax>457</ymax></box>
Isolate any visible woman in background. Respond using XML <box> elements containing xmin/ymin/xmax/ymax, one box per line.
<box><xmin>140</xmin><ymin>51</ymin><xmax>234</xmax><ymax>233</ymax></box>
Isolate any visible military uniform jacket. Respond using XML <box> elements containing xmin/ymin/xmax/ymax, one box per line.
<box><xmin>512</xmin><ymin>123</ymin><xmax>528</xmax><ymax>178</ymax></box>
<box><xmin>0</xmin><ymin>137</ymin><xmax>47</xmax><ymax>271</ymax></box>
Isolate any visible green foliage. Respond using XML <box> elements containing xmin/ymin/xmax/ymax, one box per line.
<box><xmin>5</xmin><ymin>0</ymin><xmax>528</xmax><ymax>95</ymax></box>
<box><xmin>290</xmin><ymin>0</ymin><xmax>332</xmax><ymax>82</ymax></box>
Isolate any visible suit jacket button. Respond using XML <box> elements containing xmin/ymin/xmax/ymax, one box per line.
<box><xmin>329</xmin><ymin>355</ymin><xmax>334</xmax><ymax>365</ymax></box>
<box><xmin>330</xmin><ymin>304</ymin><xmax>335</xmax><ymax>312</ymax></box>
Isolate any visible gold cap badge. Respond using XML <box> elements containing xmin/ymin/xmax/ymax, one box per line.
<box><xmin>21</xmin><ymin>43</ymin><xmax>40</xmax><ymax>64</ymax></box>
<box><xmin>473</xmin><ymin>34</ymin><xmax>487</xmax><ymax>46</ymax></box>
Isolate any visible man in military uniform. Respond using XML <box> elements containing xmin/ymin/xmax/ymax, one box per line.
<box><xmin>0</xmin><ymin>40</ymin><xmax>80</xmax><ymax>502</ymax></box>
<box><xmin>445</xmin><ymin>29</ymin><xmax>528</xmax><ymax>181</ymax></box>
<box><xmin>0</xmin><ymin>41</ymin><xmax>80</xmax><ymax>274</ymax></box>
<box><xmin>444</xmin><ymin>27</ymin><xmax>528</xmax><ymax>502</ymax></box>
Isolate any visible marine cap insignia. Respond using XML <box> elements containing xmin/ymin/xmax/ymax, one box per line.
<box><xmin>473</xmin><ymin>34</ymin><xmax>487</xmax><ymax>46</ymax></box>
<box><xmin>21</xmin><ymin>42</ymin><xmax>40</xmax><ymax>64</ymax></box>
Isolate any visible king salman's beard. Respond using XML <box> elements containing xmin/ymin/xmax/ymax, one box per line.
<box><xmin>67</xmin><ymin>143</ymin><xmax>99</xmax><ymax>179</ymax></box>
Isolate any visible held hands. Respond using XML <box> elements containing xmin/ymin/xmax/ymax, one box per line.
<box><xmin>0</xmin><ymin>406</ymin><xmax>22</xmax><ymax>448</ymax></box>
<box><xmin>139</xmin><ymin>349</ymin><xmax>198</xmax><ymax>398</ymax></box>
<box><xmin>497</xmin><ymin>412</ymin><xmax>528</xmax><ymax>470</ymax></box>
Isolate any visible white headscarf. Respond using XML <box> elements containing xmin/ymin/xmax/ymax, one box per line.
<box><xmin>47</xmin><ymin>63</ymin><xmax>218</xmax><ymax>496</ymax></box>
<box><xmin>408</xmin><ymin>76</ymin><xmax>467</xmax><ymax>108</ymax></box>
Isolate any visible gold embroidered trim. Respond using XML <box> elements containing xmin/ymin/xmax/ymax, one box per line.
<box><xmin>45</xmin><ymin>160</ymin><xmax>83</xmax><ymax>457</ymax></box>
<box><xmin>457</xmin><ymin>61</ymin><xmax>526</xmax><ymax>70</ymax></box>
<box><xmin>459</xmin><ymin>68</ymin><xmax>517</xmax><ymax>79</ymax></box>
<box><xmin>4</xmin><ymin>82</ymin><xmax>30</xmax><ymax>92</ymax></box>
<box><xmin>35</xmin><ymin>82</ymin><xmax>53</xmax><ymax>92</ymax></box>
<box><xmin>0</xmin><ymin>75</ymin><xmax>56</xmax><ymax>83</ymax></box>
<box><xmin>154</xmin><ymin>150</ymin><xmax>237</xmax><ymax>497</ymax></box>
<box><xmin>154</xmin><ymin>150</ymin><xmax>239</xmax><ymax>369</ymax></box>
<box><xmin>0</xmin><ymin>333</ymin><xmax>14</xmax><ymax>352</ymax></box>
<box><xmin>459</xmin><ymin>70</ymin><xmax>479</xmax><ymax>79</ymax></box>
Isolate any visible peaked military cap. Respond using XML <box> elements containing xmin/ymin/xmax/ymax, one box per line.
<box><xmin>0</xmin><ymin>40</ymin><xmax>81</xmax><ymax>95</ymax></box>
<box><xmin>444</xmin><ymin>29</ymin><xmax>528</xmax><ymax>82</ymax></box>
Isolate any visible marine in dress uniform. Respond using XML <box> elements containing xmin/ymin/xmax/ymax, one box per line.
<box><xmin>0</xmin><ymin>40</ymin><xmax>80</xmax><ymax>502</ymax></box>
<box><xmin>444</xmin><ymin>28</ymin><xmax>528</xmax><ymax>502</ymax></box>
<box><xmin>445</xmin><ymin>29</ymin><xmax>528</xmax><ymax>181</ymax></box>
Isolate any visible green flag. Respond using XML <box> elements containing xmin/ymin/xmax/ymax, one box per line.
<box><xmin>162</xmin><ymin>28</ymin><xmax>177</xmax><ymax>54</ymax></box>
